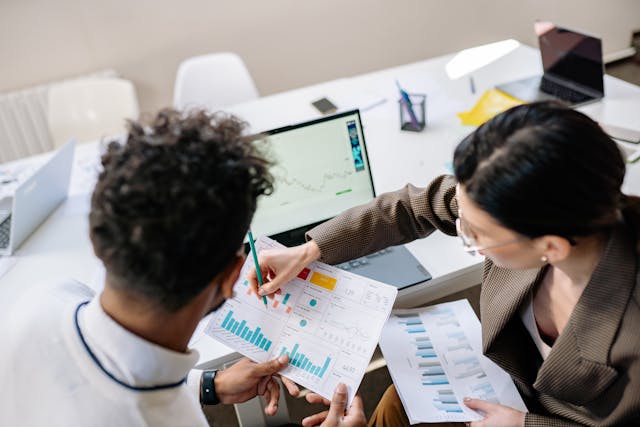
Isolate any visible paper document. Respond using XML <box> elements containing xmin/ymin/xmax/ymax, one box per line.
<box><xmin>457</xmin><ymin>89</ymin><xmax>523</xmax><ymax>126</ymax></box>
<box><xmin>379</xmin><ymin>300</ymin><xmax>527</xmax><ymax>423</ymax></box>
<box><xmin>205</xmin><ymin>236</ymin><xmax>398</xmax><ymax>404</ymax></box>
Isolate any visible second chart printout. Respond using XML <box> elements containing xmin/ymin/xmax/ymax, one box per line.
<box><xmin>379</xmin><ymin>300</ymin><xmax>527</xmax><ymax>423</ymax></box>
<box><xmin>205</xmin><ymin>236</ymin><xmax>398</xmax><ymax>404</ymax></box>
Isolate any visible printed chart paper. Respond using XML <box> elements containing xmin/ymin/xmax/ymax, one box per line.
<box><xmin>379</xmin><ymin>300</ymin><xmax>527</xmax><ymax>423</ymax></box>
<box><xmin>205</xmin><ymin>236</ymin><xmax>398</xmax><ymax>404</ymax></box>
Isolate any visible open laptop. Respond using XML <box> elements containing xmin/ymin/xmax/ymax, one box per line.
<box><xmin>249</xmin><ymin>110</ymin><xmax>431</xmax><ymax>290</ymax></box>
<box><xmin>0</xmin><ymin>140</ymin><xmax>75</xmax><ymax>256</ymax></box>
<box><xmin>496</xmin><ymin>22</ymin><xmax>604</xmax><ymax>106</ymax></box>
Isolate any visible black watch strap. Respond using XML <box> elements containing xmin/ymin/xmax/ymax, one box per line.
<box><xmin>201</xmin><ymin>370</ymin><xmax>220</xmax><ymax>405</ymax></box>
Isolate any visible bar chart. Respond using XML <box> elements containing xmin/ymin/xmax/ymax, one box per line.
<box><xmin>206</xmin><ymin>236</ymin><xmax>398</xmax><ymax>405</ymax></box>
<box><xmin>446</xmin><ymin>331</ymin><xmax>472</xmax><ymax>352</ymax></box>
<box><xmin>432</xmin><ymin>389</ymin><xmax>463</xmax><ymax>413</ymax></box>
<box><xmin>279</xmin><ymin>343</ymin><xmax>332</xmax><ymax>379</ymax></box>
<box><xmin>420</xmin><ymin>360</ymin><xmax>449</xmax><ymax>385</ymax></box>
<box><xmin>241</xmin><ymin>279</ymin><xmax>293</xmax><ymax>314</ymax></box>
<box><xmin>220</xmin><ymin>310</ymin><xmax>273</xmax><ymax>351</ymax></box>
<box><xmin>379</xmin><ymin>301</ymin><xmax>528</xmax><ymax>423</ymax></box>
<box><xmin>469</xmin><ymin>381</ymin><xmax>499</xmax><ymax>403</ymax></box>
<box><xmin>452</xmin><ymin>356</ymin><xmax>487</xmax><ymax>380</ymax></box>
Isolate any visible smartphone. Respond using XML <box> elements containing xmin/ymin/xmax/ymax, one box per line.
<box><xmin>311</xmin><ymin>97</ymin><xmax>338</xmax><ymax>115</ymax></box>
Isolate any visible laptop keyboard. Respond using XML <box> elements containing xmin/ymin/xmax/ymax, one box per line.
<box><xmin>336</xmin><ymin>247</ymin><xmax>395</xmax><ymax>271</ymax></box>
<box><xmin>0</xmin><ymin>216</ymin><xmax>11</xmax><ymax>249</ymax></box>
<box><xmin>540</xmin><ymin>78</ymin><xmax>592</xmax><ymax>104</ymax></box>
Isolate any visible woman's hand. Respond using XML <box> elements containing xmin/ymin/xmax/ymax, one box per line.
<box><xmin>301</xmin><ymin>383</ymin><xmax>367</xmax><ymax>427</ymax></box>
<box><xmin>247</xmin><ymin>240</ymin><xmax>321</xmax><ymax>296</ymax></box>
<box><xmin>464</xmin><ymin>398</ymin><xmax>525</xmax><ymax>427</ymax></box>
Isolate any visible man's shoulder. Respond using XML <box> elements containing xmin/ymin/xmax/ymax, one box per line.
<box><xmin>2</xmin><ymin>279</ymin><xmax>95</xmax><ymax>340</ymax></box>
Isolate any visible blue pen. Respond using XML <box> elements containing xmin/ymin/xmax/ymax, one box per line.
<box><xmin>247</xmin><ymin>230</ymin><xmax>268</xmax><ymax>308</ymax></box>
<box><xmin>396</xmin><ymin>80</ymin><xmax>420</xmax><ymax>130</ymax></box>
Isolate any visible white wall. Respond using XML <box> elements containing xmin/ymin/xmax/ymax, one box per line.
<box><xmin>1</xmin><ymin>0</ymin><xmax>638</xmax><ymax>112</ymax></box>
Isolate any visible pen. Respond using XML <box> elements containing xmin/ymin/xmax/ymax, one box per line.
<box><xmin>247</xmin><ymin>230</ymin><xmax>268</xmax><ymax>308</ymax></box>
<box><xmin>395</xmin><ymin>80</ymin><xmax>420</xmax><ymax>130</ymax></box>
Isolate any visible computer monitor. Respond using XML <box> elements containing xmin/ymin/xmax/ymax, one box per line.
<box><xmin>250</xmin><ymin>110</ymin><xmax>374</xmax><ymax>245</ymax></box>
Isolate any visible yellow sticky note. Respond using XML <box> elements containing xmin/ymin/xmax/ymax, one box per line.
<box><xmin>458</xmin><ymin>89</ymin><xmax>524</xmax><ymax>126</ymax></box>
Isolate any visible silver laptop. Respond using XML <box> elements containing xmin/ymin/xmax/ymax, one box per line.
<box><xmin>496</xmin><ymin>22</ymin><xmax>604</xmax><ymax>107</ymax></box>
<box><xmin>249</xmin><ymin>110</ymin><xmax>431</xmax><ymax>290</ymax></box>
<box><xmin>0</xmin><ymin>140</ymin><xmax>75</xmax><ymax>256</ymax></box>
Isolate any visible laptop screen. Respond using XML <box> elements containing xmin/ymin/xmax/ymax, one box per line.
<box><xmin>538</xmin><ymin>24</ymin><xmax>604</xmax><ymax>94</ymax></box>
<box><xmin>249</xmin><ymin>110</ymin><xmax>374</xmax><ymax>241</ymax></box>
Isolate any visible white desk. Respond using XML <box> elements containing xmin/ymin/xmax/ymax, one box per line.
<box><xmin>1</xmin><ymin>42</ymin><xmax>639</xmax><ymax>371</ymax></box>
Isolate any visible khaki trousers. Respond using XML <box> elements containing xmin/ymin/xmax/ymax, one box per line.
<box><xmin>368</xmin><ymin>385</ymin><xmax>463</xmax><ymax>427</ymax></box>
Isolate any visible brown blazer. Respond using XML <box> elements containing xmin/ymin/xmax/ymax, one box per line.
<box><xmin>306</xmin><ymin>175</ymin><xmax>640</xmax><ymax>426</ymax></box>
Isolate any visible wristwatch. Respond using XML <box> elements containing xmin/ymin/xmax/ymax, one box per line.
<box><xmin>200</xmin><ymin>370</ymin><xmax>220</xmax><ymax>405</ymax></box>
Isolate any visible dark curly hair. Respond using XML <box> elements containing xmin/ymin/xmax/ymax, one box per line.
<box><xmin>89</xmin><ymin>109</ymin><xmax>273</xmax><ymax>312</ymax></box>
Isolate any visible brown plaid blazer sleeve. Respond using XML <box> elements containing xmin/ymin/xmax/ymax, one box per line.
<box><xmin>306</xmin><ymin>174</ymin><xmax>640</xmax><ymax>426</ymax></box>
<box><xmin>306</xmin><ymin>174</ymin><xmax>458</xmax><ymax>265</ymax></box>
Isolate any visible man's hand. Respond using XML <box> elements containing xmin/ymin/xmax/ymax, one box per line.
<box><xmin>464</xmin><ymin>398</ymin><xmax>525</xmax><ymax>427</ymax></box>
<box><xmin>247</xmin><ymin>240</ymin><xmax>320</xmax><ymax>297</ymax></box>
<box><xmin>214</xmin><ymin>355</ymin><xmax>299</xmax><ymax>416</ymax></box>
<box><xmin>301</xmin><ymin>383</ymin><xmax>367</xmax><ymax>427</ymax></box>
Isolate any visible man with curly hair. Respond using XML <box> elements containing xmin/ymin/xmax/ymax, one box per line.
<box><xmin>0</xmin><ymin>109</ymin><xmax>364</xmax><ymax>426</ymax></box>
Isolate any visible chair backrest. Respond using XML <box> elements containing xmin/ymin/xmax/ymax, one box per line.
<box><xmin>173</xmin><ymin>52</ymin><xmax>259</xmax><ymax>113</ymax></box>
<box><xmin>47</xmin><ymin>77</ymin><xmax>139</xmax><ymax>147</ymax></box>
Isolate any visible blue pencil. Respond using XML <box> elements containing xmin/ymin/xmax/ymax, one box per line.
<box><xmin>247</xmin><ymin>230</ymin><xmax>268</xmax><ymax>308</ymax></box>
<box><xmin>396</xmin><ymin>80</ymin><xmax>420</xmax><ymax>129</ymax></box>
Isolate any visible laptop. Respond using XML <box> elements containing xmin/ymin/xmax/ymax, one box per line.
<box><xmin>0</xmin><ymin>140</ymin><xmax>75</xmax><ymax>256</ymax></box>
<box><xmin>249</xmin><ymin>110</ymin><xmax>431</xmax><ymax>290</ymax></box>
<box><xmin>496</xmin><ymin>22</ymin><xmax>604</xmax><ymax>106</ymax></box>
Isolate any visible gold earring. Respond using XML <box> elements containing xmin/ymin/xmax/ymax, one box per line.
<box><xmin>541</xmin><ymin>255</ymin><xmax>548</xmax><ymax>264</ymax></box>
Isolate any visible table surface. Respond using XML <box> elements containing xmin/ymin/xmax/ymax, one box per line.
<box><xmin>1</xmin><ymin>41</ymin><xmax>638</xmax><ymax>369</ymax></box>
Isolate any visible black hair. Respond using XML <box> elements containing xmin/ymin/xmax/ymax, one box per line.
<box><xmin>89</xmin><ymin>109</ymin><xmax>273</xmax><ymax>312</ymax></box>
<box><xmin>453</xmin><ymin>101</ymin><xmax>639</xmax><ymax>241</ymax></box>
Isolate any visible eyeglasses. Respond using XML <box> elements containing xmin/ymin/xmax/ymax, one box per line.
<box><xmin>455</xmin><ymin>209</ymin><xmax>527</xmax><ymax>256</ymax></box>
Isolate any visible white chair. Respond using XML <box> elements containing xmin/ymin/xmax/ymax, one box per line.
<box><xmin>173</xmin><ymin>53</ymin><xmax>259</xmax><ymax>113</ymax></box>
<box><xmin>47</xmin><ymin>77</ymin><xmax>140</xmax><ymax>147</ymax></box>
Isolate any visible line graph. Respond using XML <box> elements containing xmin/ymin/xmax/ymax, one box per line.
<box><xmin>272</xmin><ymin>166</ymin><xmax>354</xmax><ymax>194</ymax></box>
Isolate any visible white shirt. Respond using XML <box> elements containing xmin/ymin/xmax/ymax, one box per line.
<box><xmin>0</xmin><ymin>279</ymin><xmax>207</xmax><ymax>427</ymax></box>
<box><xmin>519</xmin><ymin>292</ymin><xmax>552</xmax><ymax>360</ymax></box>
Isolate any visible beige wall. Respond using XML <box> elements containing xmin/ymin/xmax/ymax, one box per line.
<box><xmin>1</xmin><ymin>0</ymin><xmax>638</xmax><ymax>112</ymax></box>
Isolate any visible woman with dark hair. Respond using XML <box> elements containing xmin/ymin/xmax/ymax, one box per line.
<box><xmin>250</xmin><ymin>101</ymin><xmax>640</xmax><ymax>426</ymax></box>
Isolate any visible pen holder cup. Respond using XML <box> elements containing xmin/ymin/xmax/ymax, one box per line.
<box><xmin>398</xmin><ymin>94</ymin><xmax>426</xmax><ymax>132</ymax></box>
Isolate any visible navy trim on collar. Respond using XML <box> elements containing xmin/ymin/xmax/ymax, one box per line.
<box><xmin>74</xmin><ymin>301</ymin><xmax>186</xmax><ymax>391</ymax></box>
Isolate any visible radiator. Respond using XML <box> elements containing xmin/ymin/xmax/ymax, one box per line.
<box><xmin>0</xmin><ymin>69</ymin><xmax>118</xmax><ymax>163</ymax></box>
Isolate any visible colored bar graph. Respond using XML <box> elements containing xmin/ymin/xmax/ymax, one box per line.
<box><xmin>432</xmin><ymin>390</ymin><xmax>462</xmax><ymax>413</ymax></box>
<box><xmin>280</xmin><ymin>343</ymin><xmax>332</xmax><ymax>378</ymax></box>
<box><xmin>416</xmin><ymin>349</ymin><xmax>437</xmax><ymax>358</ymax></box>
<box><xmin>221</xmin><ymin>310</ymin><xmax>272</xmax><ymax>351</ymax></box>
<box><xmin>282</xmin><ymin>293</ymin><xmax>291</xmax><ymax>305</ymax></box>
<box><xmin>221</xmin><ymin>311</ymin><xmax>232</xmax><ymax>328</ymax></box>
<box><xmin>422</xmin><ymin>375</ymin><xmax>449</xmax><ymax>385</ymax></box>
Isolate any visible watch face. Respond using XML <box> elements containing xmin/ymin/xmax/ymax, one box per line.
<box><xmin>201</xmin><ymin>370</ymin><xmax>219</xmax><ymax>405</ymax></box>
